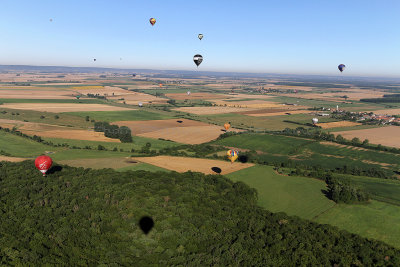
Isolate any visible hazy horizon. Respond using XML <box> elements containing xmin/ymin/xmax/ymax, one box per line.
<box><xmin>0</xmin><ymin>0</ymin><xmax>399</xmax><ymax>77</ymax></box>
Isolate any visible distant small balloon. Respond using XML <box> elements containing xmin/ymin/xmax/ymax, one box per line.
<box><xmin>149</xmin><ymin>18</ymin><xmax>156</xmax><ymax>26</ymax></box>
<box><xmin>198</xmin><ymin>34</ymin><xmax>203</xmax><ymax>40</ymax></box>
<box><xmin>93</xmin><ymin>58</ymin><xmax>96</xmax><ymax>62</ymax></box>
<box><xmin>49</xmin><ymin>19</ymin><xmax>53</xmax><ymax>22</ymax></box>
<box><xmin>139</xmin><ymin>216</ymin><xmax>154</xmax><ymax>234</ymax></box>
<box><xmin>312</xmin><ymin>118</ymin><xmax>319</xmax><ymax>125</ymax></box>
<box><xmin>138</xmin><ymin>102</ymin><xmax>143</xmax><ymax>107</ymax></box>
<box><xmin>187</xmin><ymin>91</ymin><xmax>191</xmax><ymax>96</ymax></box>
<box><xmin>338</xmin><ymin>64</ymin><xmax>346</xmax><ymax>73</ymax></box>
<box><xmin>193</xmin><ymin>54</ymin><xmax>203</xmax><ymax>67</ymax></box>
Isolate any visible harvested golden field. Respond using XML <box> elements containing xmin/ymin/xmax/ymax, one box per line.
<box><xmin>370</xmin><ymin>109</ymin><xmax>400</xmax><ymax>115</ymax></box>
<box><xmin>2</xmin><ymin>103</ymin><xmax>134</xmax><ymax>112</ymax></box>
<box><xmin>280</xmin><ymin>89</ymin><xmax>390</xmax><ymax>102</ymax></box>
<box><xmin>173</xmin><ymin>106</ymin><xmax>256</xmax><ymax>115</ymax></box>
<box><xmin>244</xmin><ymin>109</ymin><xmax>310</xmax><ymax>117</ymax></box>
<box><xmin>0</xmin><ymin>119</ymin><xmax>120</xmax><ymax>142</ymax></box>
<box><xmin>0</xmin><ymin>89</ymin><xmax>74</xmax><ymax>99</ymax></box>
<box><xmin>335</xmin><ymin>126</ymin><xmax>400</xmax><ymax>148</ymax></box>
<box><xmin>318</xmin><ymin>121</ymin><xmax>362</xmax><ymax>129</ymax></box>
<box><xmin>130</xmin><ymin>156</ymin><xmax>254</xmax><ymax>175</ymax></box>
<box><xmin>0</xmin><ymin>156</ymin><xmax>28</xmax><ymax>162</ymax></box>
<box><xmin>109</xmin><ymin>92</ymin><xmax>167</xmax><ymax>105</ymax></box>
<box><xmin>115</xmin><ymin>119</ymin><xmax>212</xmax><ymax>135</ymax></box>
<box><xmin>211</xmin><ymin>100</ymin><xmax>282</xmax><ymax>109</ymax></box>
<box><xmin>165</xmin><ymin>93</ymin><xmax>226</xmax><ymax>100</ymax></box>
<box><xmin>225</xmin><ymin>93</ymin><xmax>276</xmax><ymax>100</ymax></box>
<box><xmin>138</xmin><ymin>125</ymin><xmax>224</xmax><ymax>144</ymax></box>
<box><xmin>115</xmin><ymin>119</ymin><xmax>240</xmax><ymax>144</ymax></box>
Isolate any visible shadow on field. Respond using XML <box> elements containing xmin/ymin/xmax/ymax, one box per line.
<box><xmin>47</xmin><ymin>165</ymin><xmax>63</xmax><ymax>174</ymax></box>
<box><xmin>321</xmin><ymin>189</ymin><xmax>330</xmax><ymax>200</ymax></box>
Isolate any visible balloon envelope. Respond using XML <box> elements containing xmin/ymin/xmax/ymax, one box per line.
<box><xmin>312</xmin><ymin>118</ymin><xmax>319</xmax><ymax>124</ymax></box>
<box><xmin>35</xmin><ymin>155</ymin><xmax>53</xmax><ymax>176</ymax></box>
<box><xmin>193</xmin><ymin>54</ymin><xmax>203</xmax><ymax>67</ymax></box>
<box><xmin>198</xmin><ymin>34</ymin><xmax>203</xmax><ymax>40</ymax></box>
<box><xmin>227</xmin><ymin>150</ymin><xmax>238</xmax><ymax>163</ymax></box>
<box><xmin>224</xmin><ymin>122</ymin><xmax>231</xmax><ymax>130</ymax></box>
<box><xmin>138</xmin><ymin>102</ymin><xmax>143</xmax><ymax>107</ymax></box>
<box><xmin>187</xmin><ymin>91</ymin><xmax>191</xmax><ymax>95</ymax></box>
<box><xmin>149</xmin><ymin>18</ymin><xmax>156</xmax><ymax>26</ymax></box>
<box><xmin>338</xmin><ymin>64</ymin><xmax>346</xmax><ymax>72</ymax></box>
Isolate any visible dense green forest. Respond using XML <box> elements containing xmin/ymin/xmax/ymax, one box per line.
<box><xmin>1</xmin><ymin>161</ymin><xmax>400</xmax><ymax>265</ymax></box>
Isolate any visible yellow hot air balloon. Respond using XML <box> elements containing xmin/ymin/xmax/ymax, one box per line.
<box><xmin>224</xmin><ymin>122</ymin><xmax>231</xmax><ymax>131</ymax></box>
<box><xmin>150</xmin><ymin>18</ymin><xmax>156</xmax><ymax>26</ymax></box>
<box><xmin>227</xmin><ymin>150</ymin><xmax>238</xmax><ymax>163</ymax></box>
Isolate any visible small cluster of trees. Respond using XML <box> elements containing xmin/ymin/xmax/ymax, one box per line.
<box><xmin>86</xmin><ymin>93</ymin><xmax>106</xmax><ymax>99</ymax></box>
<box><xmin>326</xmin><ymin>176</ymin><xmax>370</xmax><ymax>204</ymax></box>
<box><xmin>94</xmin><ymin>122</ymin><xmax>133</xmax><ymax>143</ymax></box>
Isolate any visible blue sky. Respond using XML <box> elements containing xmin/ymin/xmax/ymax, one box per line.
<box><xmin>0</xmin><ymin>0</ymin><xmax>399</xmax><ymax>77</ymax></box>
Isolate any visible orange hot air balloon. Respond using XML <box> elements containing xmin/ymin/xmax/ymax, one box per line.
<box><xmin>35</xmin><ymin>155</ymin><xmax>53</xmax><ymax>176</ymax></box>
<box><xmin>224</xmin><ymin>122</ymin><xmax>231</xmax><ymax>130</ymax></box>
<box><xmin>227</xmin><ymin>150</ymin><xmax>238</xmax><ymax>163</ymax></box>
<box><xmin>150</xmin><ymin>18</ymin><xmax>156</xmax><ymax>26</ymax></box>
<box><xmin>159</xmin><ymin>83</ymin><xmax>163</xmax><ymax>88</ymax></box>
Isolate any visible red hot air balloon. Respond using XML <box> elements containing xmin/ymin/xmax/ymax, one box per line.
<box><xmin>35</xmin><ymin>155</ymin><xmax>53</xmax><ymax>176</ymax></box>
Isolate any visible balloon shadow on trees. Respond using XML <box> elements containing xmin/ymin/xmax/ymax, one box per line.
<box><xmin>46</xmin><ymin>165</ymin><xmax>63</xmax><ymax>175</ymax></box>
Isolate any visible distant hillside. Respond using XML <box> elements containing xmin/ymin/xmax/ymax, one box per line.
<box><xmin>0</xmin><ymin>161</ymin><xmax>399</xmax><ymax>266</ymax></box>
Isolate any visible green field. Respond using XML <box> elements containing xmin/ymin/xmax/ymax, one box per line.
<box><xmin>200</xmin><ymin>113</ymin><xmax>298</xmax><ymax>131</ymax></box>
<box><xmin>0</xmin><ymin>131</ymin><xmax>61</xmax><ymax>157</ymax></box>
<box><xmin>65</xmin><ymin>110</ymin><xmax>174</xmax><ymax>122</ymax></box>
<box><xmin>0</xmin><ymin>131</ymin><xmax>131</xmax><ymax>160</ymax></box>
<box><xmin>214</xmin><ymin>133</ymin><xmax>400</xmax><ymax>169</ymax></box>
<box><xmin>226</xmin><ymin>165</ymin><xmax>335</xmax><ymax>219</ymax></box>
<box><xmin>0</xmin><ymin>108</ymin><xmax>91</xmax><ymax>128</ymax></box>
<box><xmin>315</xmin><ymin>200</ymin><xmax>400</xmax><ymax>248</ymax></box>
<box><xmin>335</xmin><ymin>174</ymin><xmax>400</xmax><ymax>206</ymax></box>
<box><xmin>226</xmin><ymin>164</ymin><xmax>400</xmax><ymax>248</ymax></box>
<box><xmin>44</xmin><ymin>136</ymin><xmax>181</xmax><ymax>151</ymax></box>
<box><xmin>214</xmin><ymin>133</ymin><xmax>313</xmax><ymax>154</ymax></box>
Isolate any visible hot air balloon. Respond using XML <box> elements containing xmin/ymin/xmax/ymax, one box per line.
<box><xmin>198</xmin><ymin>34</ymin><xmax>203</xmax><ymax>40</ymax></box>
<box><xmin>193</xmin><ymin>54</ymin><xmax>203</xmax><ymax>67</ymax></box>
<box><xmin>159</xmin><ymin>83</ymin><xmax>163</xmax><ymax>88</ymax></box>
<box><xmin>187</xmin><ymin>91</ymin><xmax>191</xmax><ymax>96</ymax></box>
<box><xmin>149</xmin><ymin>18</ymin><xmax>156</xmax><ymax>26</ymax></box>
<box><xmin>49</xmin><ymin>18</ymin><xmax>53</xmax><ymax>22</ymax></box>
<box><xmin>93</xmin><ymin>58</ymin><xmax>96</xmax><ymax>62</ymax></box>
<box><xmin>312</xmin><ymin>118</ymin><xmax>319</xmax><ymax>125</ymax></box>
<box><xmin>338</xmin><ymin>64</ymin><xmax>346</xmax><ymax>72</ymax></box>
<box><xmin>224</xmin><ymin>122</ymin><xmax>231</xmax><ymax>130</ymax></box>
<box><xmin>227</xmin><ymin>150</ymin><xmax>238</xmax><ymax>163</ymax></box>
<box><xmin>138</xmin><ymin>102</ymin><xmax>143</xmax><ymax>107</ymax></box>
<box><xmin>35</xmin><ymin>155</ymin><xmax>53</xmax><ymax>176</ymax></box>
